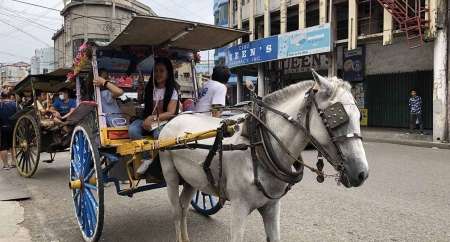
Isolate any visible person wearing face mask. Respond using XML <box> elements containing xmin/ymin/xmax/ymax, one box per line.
<box><xmin>128</xmin><ymin>57</ymin><xmax>179</xmax><ymax>175</ymax></box>
<box><xmin>50</xmin><ymin>88</ymin><xmax>77</xmax><ymax>120</ymax></box>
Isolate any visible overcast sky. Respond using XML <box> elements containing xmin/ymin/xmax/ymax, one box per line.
<box><xmin>0</xmin><ymin>0</ymin><xmax>214</xmax><ymax>64</ymax></box>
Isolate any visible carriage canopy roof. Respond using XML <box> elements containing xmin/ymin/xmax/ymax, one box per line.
<box><xmin>108</xmin><ymin>16</ymin><xmax>249</xmax><ymax>50</ymax></box>
<box><xmin>14</xmin><ymin>68</ymin><xmax>72</xmax><ymax>94</ymax></box>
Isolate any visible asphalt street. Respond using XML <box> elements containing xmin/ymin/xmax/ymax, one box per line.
<box><xmin>2</xmin><ymin>142</ymin><xmax>450</xmax><ymax>242</ymax></box>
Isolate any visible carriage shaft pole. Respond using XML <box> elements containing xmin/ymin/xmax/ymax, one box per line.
<box><xmin>116</xmin><ymin>126</ymin><xmax>237</xmax><ymax>156</ymax></box>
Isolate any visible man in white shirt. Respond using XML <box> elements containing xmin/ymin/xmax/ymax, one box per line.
<box><xmin>194</xmin><ymin>65</ymin><xmax>231</xmax><ymax>117</ymax></box>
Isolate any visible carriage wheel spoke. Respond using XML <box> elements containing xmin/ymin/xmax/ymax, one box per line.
<box><xmin>209</xmin><ymin>195</ymin><xmax>214</xmax><ymax>208</ymax></box>
<box><xmin>17</xmin><ymin>125</ymin><xmax>26</xmax><ymax>139</ymax></box>
<box><xmin>85</xmin><ymin>189</ymin><xmax>99</xmax><ymax>211</ymax></box>
<box><xmin>19</xmin><ymin>154</ymin><xmax>26</xmax><ymax>171</ymax></box>
<box><xmin>202</xmin><ymin>194</ymin><xmax>206</xmax><ymax>210</ymax></box>
<box><xmin>84</xmin><ymin>166</ymin><xmax>95</xmax><ymax>182</ymax></box>
<box><xmin>15</xmin><ymin>149</ymin><xmax>24</xmax><ymax>160</ymax></box>
<box><xmin>23</xmin><ymin>152</ymin><xmax>28</xmax><ymax>174</ymax></box>
<box><xmin>85</xmin><ymin>183</ymin><xmax>97</xmax><ymax>191</ymax></box>
<box><xmin>71</xmin><ymin>162</ymin><xmax>80</xmax><ymax>178</ymax></box>
<box><xmin>29</xmin><ymin>150</ymin><xmax>36</xmax><ymax>168</ymax></box>
<box><xmin>195</xmin><ymin>191</ymin><xmax>199</xmax><ymax>204</ymax></box>
<box><xmin>82</xmin><ymin>195</ymin><xmax>93</xmax><ymax>235</ymax></box>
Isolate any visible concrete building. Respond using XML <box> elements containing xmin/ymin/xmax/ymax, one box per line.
<box><xmin>214</xmin><ymin>0</ymin><xmax>256</xmax><ymax>103</ymax></box>
<box><xmin>30</xmin><ymin>47</ymin><xmax>55</xmax><ymax>75</ymax></box>
<box><xmin>52</xmin><ymin>0</ymin><xmax>155</xmax><ymax>68</ymax></box>
<box><xmin>224</xmin><ymin>0</ymin><xmax>449</xmax><ymax>142</ymax></box>
<box><xmin>0</xmin><ymin>62</ymin><xmax>29</xmax><ymax>86</ymax></box>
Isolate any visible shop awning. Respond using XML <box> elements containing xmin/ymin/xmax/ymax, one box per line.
<box><xmin>108</xmin><ymin>16</ymin><xmax>249</xmax><ymax>51</ymax></box>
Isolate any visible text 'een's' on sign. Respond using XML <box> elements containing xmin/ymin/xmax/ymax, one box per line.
<box><xmin>227</xmin><ymin>36</ymin><xmax>278</xmax><ymax>67</ymax></box>
<box><xmin>226</xmin><ymin>23</ymin><xmax>331</xmax><ymax>68</ymax></box>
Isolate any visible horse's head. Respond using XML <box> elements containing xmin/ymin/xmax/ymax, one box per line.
<box><xmin>308</xmin><ymin>71</ymin><xmax>369</xmax><ymax>188</ymax></box>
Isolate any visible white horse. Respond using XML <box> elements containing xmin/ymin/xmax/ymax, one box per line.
<box><xmin>159</xmin><ymin>72</ymin><xmax>369</xmax><ymax>242</ymax></box>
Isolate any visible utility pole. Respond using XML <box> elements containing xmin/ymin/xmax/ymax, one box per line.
<box><xmin>433</xmin><ymin>0</ymin><xmax>448</xmax><ymax>142</ymax></box>
<box><xmin>249</xmin><ymin>0</ymin><xmax>255</xmax><ymax>41</ymax></box>
<box><xmin>447</xmin><ymin>0</ymin><xmax>450</xmax><ymax>142</ymax></box>
<box><xmin>280</xmin><ymin>0</ymin><xmax>287</xmax><ymax>34</ymax></box>
<box><xmin>236</xmin><ymin>0</ymin><xmax>243</xmax><ymax>103</ymax></box>
<box><xmin>258</xmin><ymin>0</ymin><xmax>270</xmax><ymax>96</ymax></box>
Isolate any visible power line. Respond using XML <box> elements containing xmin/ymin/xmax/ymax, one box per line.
<box><xmin>147</xmin><ymin>0</ymin><xmax>211</xmax><ymax>23</ymax></box>
<box><xmin>7</xmin><ymin>0</ymin><xmax>60</xmax><ymax>12</ymax></box>
<box><xmin>7</xmin><ymin>0</ymin><xmax>133</xmax><ymax>25</ymax></box>
<box><xmin>168</xmin><ymin>0</ymin><xmax>213</xmax><ymax>23</ymax></box>
<box><xmin>0</xmin><ymin>11</ymin><xmax>57</xmax><ymax>32</ymax></box>
<box><xmin>0</xmin><ymin>50</ymin><xmax>29</xmax><ymax>59</ymax></box>
<box><xmin>0</xmin><ymin>18</ymin><xmax>51</xmax><ymax>47</ymax></box>
<box><xmin>0</xmin><ymin>3</ymin><xmax>62</xmax><ymax>36</ymax></box>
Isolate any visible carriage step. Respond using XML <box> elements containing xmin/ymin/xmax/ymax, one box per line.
<box><xmin>42</xmin><ymin>159</ymin><xmax>54</xmax><ymax>163</ymax></box>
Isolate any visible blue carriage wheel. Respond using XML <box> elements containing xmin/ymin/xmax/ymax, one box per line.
<box><xmin>70</xmin><ymin>125</ymin><xmax>104</xmax><ymax>242</ymax></box>
<box><xmin>190</xmin><ymin>190</ymin><xmax>223</xmax><ymax>216</ymax></box>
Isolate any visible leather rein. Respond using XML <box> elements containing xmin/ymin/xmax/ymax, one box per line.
<box><xmin>244</xmin><ymin>87</ymin><xmax>362</xmax><ymax>199</ymax></box>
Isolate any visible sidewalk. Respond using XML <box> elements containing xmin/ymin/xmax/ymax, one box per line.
<box><xmin>362</xmin><ymin>127</ymin><xmax>450</xmax><ymax>149</ymax></box>
<box><xmin>0</xmin><ymin>170</ymin><xmax>32</xmax><ymax>242</ymax></box>
<box><xmin>0</xmin><ymin>201</ymin><xmax>31</xmax><ymax>242</ymax></box>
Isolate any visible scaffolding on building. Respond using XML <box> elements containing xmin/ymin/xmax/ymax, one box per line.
<box><xmin>376</xmin><ymin>0</ymin><xmax>429</xmax><ymax>48</ymax></box>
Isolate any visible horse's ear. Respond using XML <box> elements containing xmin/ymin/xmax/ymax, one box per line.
<box><xmin>311</xmin><ymin>69</ymin><xmax>333</xmax><ymax>95</ymax></box>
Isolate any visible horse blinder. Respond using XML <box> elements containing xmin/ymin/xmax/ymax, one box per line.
<box><xmin>322</xmin><ymin>102</ymin><xmax>349</xmax><ymax>129</ymax></box>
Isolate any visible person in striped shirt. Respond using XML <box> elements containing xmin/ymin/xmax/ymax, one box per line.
<box><xmin>408</xmin><ymin>89</ymin><xmax>424</xmax><ymax>134</ymax></box>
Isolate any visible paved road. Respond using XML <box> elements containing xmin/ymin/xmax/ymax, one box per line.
<box><xmin>3</xmin><ymin>142</ymin><xmax>450</xmax><ymax>242</ymax></box>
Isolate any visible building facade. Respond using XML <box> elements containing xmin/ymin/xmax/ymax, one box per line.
<box><xmin>30</xmin><ymin>47</ymin><xmax>55</xmax><ymax>75</ymax></box>
<box><xmin>0</xmin><ymin>62</ymin><xmax>29</xmax><ymax>86</ymax></box>
<box><xmin>224</xmin><ymin>0</ymin><xmax>449</xmax><ymax>142</ymax></box>
<box><xmin>53</xmin><ymin>0</ymin><xmax>155</xmax><ymax>68</ymax></box>
<box><xmin>214</xmin><ymin>0</ymin><xmax>256</xmax><ymax>104</ymax></box>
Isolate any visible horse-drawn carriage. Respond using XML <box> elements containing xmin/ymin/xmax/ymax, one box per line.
<box><xmin>65</xmin><ymin>16</ymin><xmax>248</xmax><ymax>241</ymax></box>
<box><xmin>12</xmin><ymin>68</ymin><xmax>74</xmax><ymax>177</ymax></box>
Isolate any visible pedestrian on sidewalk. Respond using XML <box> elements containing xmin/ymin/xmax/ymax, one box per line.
<box><xmin>0</xmin><ymin>91</ymin><xmax>17</xmax><ymax>170</ymax></box>
<box><xmin>408</xmin><ymin>89</ymin><xmax>424</xmax><ymax>134</ymax></box>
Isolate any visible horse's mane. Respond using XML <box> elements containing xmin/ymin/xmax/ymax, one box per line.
<box><xmin>263</xmin><ymin>77</ymin><xmax>351</xmax><ymax>105</ymax></box>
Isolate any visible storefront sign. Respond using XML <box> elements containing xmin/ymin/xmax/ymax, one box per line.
<box><xmin>277</xmin><ymin>54</ymin><xmax>328</xmax><ymax>74</ymax></box>
<box><xmin>278</xmin><ymin>23</ymin><xmax>332</xmax><ymax>59</ymax></box>
<box><xmin>227</xmin><ymin>36</ymin><xmax>278</xmax><ymax>67</ymax></box>
<box><xmin>343</xmin><ymin>46</ymin><xmax>365</xmax><ymax>82</ymax></box>
<box><xmin>226</xmin><ymin>24</ymin><xmax>331</xmax><ymax>68</ymax></box>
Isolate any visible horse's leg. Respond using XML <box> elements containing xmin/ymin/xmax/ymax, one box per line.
<box><xmin>179</xmin><ymin>183</ymin><xmax>196</xmax><ymax>242</ymax></box>
<box><xmin>160</xmin><ymin>151</ymin><xmax>183</xmax><ymax>242</ymax></box>
<box><xmin>257</xmin><ymin>200</ymin><xmax>281</xmax><ymax>242</ymax></box>
<box><xmin>230</xmin><ymin>200</ymin><xmax>250</xmax><ymax>242</ymax></box>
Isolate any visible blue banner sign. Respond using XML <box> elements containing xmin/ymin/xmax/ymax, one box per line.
<box><xmin>278</xmin><ymin>23</ymin><xmax>331</xmax><ymax>59</ymax></box>
<box><xmin>226</xmin><ymin>24</ymin><xmax>331</xmax><ymax>68</ymax></box>
<box><xmin>227</xmin><ymin>36</ymin><xmax>278</xmax><ymax>67</ymax></box>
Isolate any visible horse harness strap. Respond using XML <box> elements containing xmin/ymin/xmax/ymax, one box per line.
<box><xmin>166</xmin><ymin>120</ymin><xmax>249</xmax><ymax>201</ymax></box>
<box><xmin>246</xmin><ymin>87</ymin><xmax>362</xmax><ymax>199</ymax></box>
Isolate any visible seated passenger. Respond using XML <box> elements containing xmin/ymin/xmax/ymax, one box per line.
<box><xmin>50</xmin><ymin>89</ymin><xmax>76</xmax><ymax>120</ymax></box>
<box><xmin>194</xmin><ymin>65</ymin><xmax>230</xmax><ymax>117</ymax></box>
<box><xmin>35</xmin><ymin>91</ymin><xmax>48</xmax><ymax>112</ymax></box>
<box><xmin>129</xmin><ymin>57</ymin><xmax>179</xmax><ymax>175</ymax></box>
<box><xmin>34</xmin><ymin>91</ymin><xmax>57</xmax><ymax>128</ymax></box>
<box><xmin>94</xmin><ymin>69</ymin><xmax>126</xmax><ymax>127</ymax></box>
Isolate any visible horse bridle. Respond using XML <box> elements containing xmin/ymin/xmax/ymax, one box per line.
<box><xmin>247</xmin><ymin>87</ymin><xmax>362</xmax><ymax>199</ymax></box>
